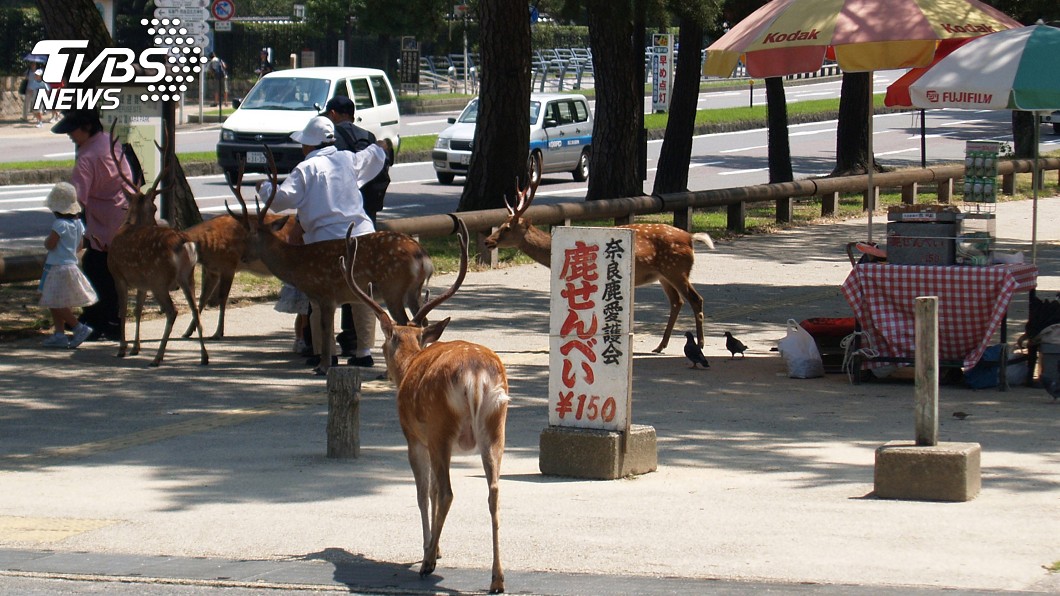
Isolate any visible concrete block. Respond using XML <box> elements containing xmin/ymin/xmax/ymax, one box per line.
<box><xmin>539</xmin><ymin>424</ymin><xmax>657</xmax><ymax>480</ymax></box>
<box><xmin>874</xmin><ymin>441</ymin><xmax>981</xmax><ymax>502</ymax></box>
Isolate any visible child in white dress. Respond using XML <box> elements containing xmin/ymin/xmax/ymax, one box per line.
<box><xmin>39</xmin><ymin>182</ymin><xmax>97</xmax><ymax>348</ymax></box>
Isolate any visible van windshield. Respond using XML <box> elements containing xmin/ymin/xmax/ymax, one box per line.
<box><xmin>458</xmin><ymin>99</ymin><xmax>543</xmax><ymax>125</ymax></box>
<box><xmin>240</xmin><ymin>78</ymin><xmax>331</xmax><ymax>111</ymax></box>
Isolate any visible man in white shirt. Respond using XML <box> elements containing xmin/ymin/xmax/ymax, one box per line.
<box><xmin>257</xmin><ymin>116</ymin><xmax>387</xmax><ymax>367</ymax></box>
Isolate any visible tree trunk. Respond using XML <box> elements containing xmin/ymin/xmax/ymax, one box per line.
<box><xmin>831</xmin><ymin>71</ymin><xmax>879</xmax><ymax>177</ymax></box>
<box><xmin>652</xmin><ymin>15</ymin><xmax>703</xmax><ymax>195</ymax></box>
<box><xmin>457</xmin><ymin>0</ymin><xmax>531</xmax><ymax>212</ymax></box>
<box><xmin>1011</xmin><ymin>110</ymin><xmax>1036</xmax><ymax>159</ymax></box>
<box><xmin>765</xmin><ymin>77</ymin><xmax>793</xmax><ymax>184</ymax></box>
<box><xmin>585</xmin><ymin>0</ymin><xmax>643</xmax><ymax>201</ymax></box>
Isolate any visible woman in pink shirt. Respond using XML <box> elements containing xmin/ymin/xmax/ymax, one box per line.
<box><xmin>52</xmin><ymin>109</ymin><xmax>135</xmax><ymax>342</ymax></box>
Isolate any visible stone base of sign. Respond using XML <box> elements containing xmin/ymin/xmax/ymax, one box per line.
<box><xmin>538</xmin><ymin>424</ymin><xmax>657</xmax><ymax>480</ymax></box>
<box><xmin>874</xmin><ymin>441</ymin><xmax>981</xmax><ymax>502</ymax></box>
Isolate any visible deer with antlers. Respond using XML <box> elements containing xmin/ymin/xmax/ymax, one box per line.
<box><xmin>342</xmin><ymin>219</ymin><xmax>508</xmax><ymax>594</ymax></box>
<box><xmin>229</xmin><ymin>148</ymin><xmax>433</xmax><ymax>375</ymax></box>
<box><xmin>180</xmin><ymin>213</ymin><xmax>297</xmax><ymax>340</ymax></box>
<box><xmin>104</xmin><ymin>125</ymin><xmax>208</xmax><ymax>366</ymax></box>
<box><xmin>484</xmin><ymin>179</ymin><xmax>714</xmax><ymax>353</ymax></box>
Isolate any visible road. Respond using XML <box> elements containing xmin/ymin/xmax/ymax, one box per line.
<box><xmin>3</xmin><ymin>74</ymin><xmax>1059</xmax><ymax>254</ymax></box>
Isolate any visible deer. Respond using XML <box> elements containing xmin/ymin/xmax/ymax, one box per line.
<box><xmin>180</xmin><ymin>212</ymin><xmax>297</xmax><ymax>340</ymax></box>
<box><xmin>341</xmin><ymin>218</ymin><xmax>508</xmax><ymax>594</ymax></box>
<box><xmin>228</xmin><ymin>149</ymin><xmax>434</xmax><ymax>376</ymax></box>
<box><xmin>483</xmin><ymin>178</ymin><xmax>715</xmax><ymax>353</ymax></box>
<box><xmin>104</xmin><ymin>125</ymin><xmax>209</xmax><ymax>366</ymax></box>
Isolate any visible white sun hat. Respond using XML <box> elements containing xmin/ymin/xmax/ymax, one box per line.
<box><xmin>45</xmin><ymin>182</ymin><xmax>80</xmax><ymax>215</ymax></box>
<box><xmin>290</xmin><ymin>116</ymin><xmax>335</xmax><ymax>147</ymax></box>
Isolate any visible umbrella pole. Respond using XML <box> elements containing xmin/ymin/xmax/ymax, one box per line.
<box><xmin>867</xmin><ymin>71</ymin><xmax>875</xmax><ymax>244</ymax></box>
<box><xmin>1032</xmin><ymin>114</ymin><xmax>1039</xmax><ymax>264</ymax></box>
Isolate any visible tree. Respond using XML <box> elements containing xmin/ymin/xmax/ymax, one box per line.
<box><xmin>831</xmin><ymin>71</ymin><xmax>881</xmax><ymax>176</ymax></box>
<box><xmin>765</xmin><ymin>77</ymin><xmax>793</xmax><ymax>184</ymax></box>
<box><xmin>584</xmin><ymin>0</ymin><xmax>643</xmax><ymax>200</ymax></box>
<box><xmin>456</xmin><ymin>0</ymin><xmax>531</xmax><ymax>211</ymax></box>
<box><xmin>36</xmin><ymin>0</ymin><xmax>202</xmax><ymax>230</ymax></box>
<box><xmin>652</xmin><ymin>0</ymin><xmax>720</xmax><ymax>195</ymax></box>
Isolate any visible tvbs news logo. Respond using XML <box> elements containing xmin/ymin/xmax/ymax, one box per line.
<box><xmin>32</xmin><ymin>18</ymin><xmax>206</xmax><ymax>111</ymax></box>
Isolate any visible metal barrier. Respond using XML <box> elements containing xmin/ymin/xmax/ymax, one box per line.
<box><xmin>2</xmin><ymin>159</ymin><xmax>1058</xmax><ymax>282</ymax></box>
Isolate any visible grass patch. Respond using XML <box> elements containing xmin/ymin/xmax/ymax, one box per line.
<box><xmin>400</xmin><ymin>134</ymin><xmax>439</xmax><ymax>153</ymax></box>
<box><xmin>1045</xmin><ymin>561</ymin><xmax>1060</xmax><ymax>573</ymax></box>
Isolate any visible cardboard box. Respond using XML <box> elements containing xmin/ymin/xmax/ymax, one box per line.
<box><xmin>886</xmin><ymin>222</ymin><xmax>957</xmax><ymax>266</ymax></box>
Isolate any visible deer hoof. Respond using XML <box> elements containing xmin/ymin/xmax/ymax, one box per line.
<box><xmin>200</xmin><ymin>356</ymin><xmax>209</xmax><ymax>366</ymax></box>
<box><xmin>489</xmin><ymin>578</ymin><xmax>505</xmax><ymax>594</ymax></box>
<box><xmin>418</xmin><ymin>559</ymin><xmax>437</xmax><ymax>577</ymax></box>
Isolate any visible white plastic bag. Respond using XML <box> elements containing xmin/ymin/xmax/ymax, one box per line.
<box><xmin>777</xmin><ymin>319</ymin><xmax>825</xmax><ymax>379</ymax></box>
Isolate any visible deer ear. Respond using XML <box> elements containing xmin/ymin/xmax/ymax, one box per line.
<box><xmin>420</xmin><ymin>317</ymin><xmax>450</xmax><ymax>347</ymax></box>
<box><xmin>269</xmin><ymin>215</ymin><xmax>290</xmax><ymax>232</ymax></box>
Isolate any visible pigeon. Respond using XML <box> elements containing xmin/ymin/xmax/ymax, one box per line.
<box><xmin>1046</xmin><ymin>361</ymin><xmax>1060</xmax><ymax>401</ymax></box>
<box><xmin>684</xmin><ymin>331</ymin><xmax>710</xmax><ymax>369</ymax></box>
<box><xmin>724</xmin><ymin>331</ymin><xmax>748</xmax><ymax>359</ymax></box>
<box><xmin>952</xmin><ymin>411</ymin><xmax>970</xmax><ymax>420</ymax></box>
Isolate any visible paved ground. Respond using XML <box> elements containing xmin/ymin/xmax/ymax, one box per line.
<box><xmin>0</xmin><ymin>199</ymin><xmax>1058</xmax><ymax>594</ymax></box>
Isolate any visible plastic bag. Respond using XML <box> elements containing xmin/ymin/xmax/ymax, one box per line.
<box><xmin>777</xmin><ymin>319</ymin><xmax>825</xmax><ymax>378</ymax></box>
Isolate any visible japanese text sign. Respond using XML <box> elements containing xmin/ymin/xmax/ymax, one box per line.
<box><xmin>548</xmin><ymin>227</ymin><xmax>634</xmax><ymax>432</ymax></box>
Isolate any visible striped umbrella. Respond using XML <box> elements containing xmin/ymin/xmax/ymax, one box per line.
<box><xmin>906</xmin><ymin>24</ymin><xmax>1060</xmax><ymax>262</ymax></box>
<box><xmin>703</xmin><ymin>0</ymin><xmax>1021</xmax><ymax>243</ymax></box>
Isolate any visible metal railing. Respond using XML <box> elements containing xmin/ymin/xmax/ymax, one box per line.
<box><xmin>1</xmin><ymin>159</ymin><xmax>1057</xmax><ymax>283</ymax></box>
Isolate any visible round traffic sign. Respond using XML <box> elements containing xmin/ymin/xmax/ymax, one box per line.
<box><xmin>211</xmin><ymin>0</ymin><xmax>235</xmax><ymax>21</ymax></box>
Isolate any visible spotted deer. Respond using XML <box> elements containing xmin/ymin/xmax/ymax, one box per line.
<box><xmin>341</xmin><ymin>219</ymin><xmax>508</xmax><ymax>594</ymax></box>
<box><xmin>181</xmin><ymin>213</ymin><xmax>297</xmax><ymax>340</ymax></box>
<box><xmin>104</xmin><ymin>126</ymin><xmax>208</xmax><ymax>366</ymax></box>
<box><xmin>228</xmin><ymin>149</ymin><xmax>433</xmax><ymax>375</ymax></box>
<box><xmin>484</xmin><ymin>179</ymin><xmax>714</xmax><ymax>353</ymax></box>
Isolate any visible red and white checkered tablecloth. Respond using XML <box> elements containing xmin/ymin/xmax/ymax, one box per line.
<box><xmin>840</xmin><ymin>264</ymin><xmax>1037</xmax><ymax>370</ymax></box>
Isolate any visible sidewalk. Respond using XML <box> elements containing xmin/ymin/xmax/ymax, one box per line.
<box><xmin>1</xmin><ymin>199</ymin><xmax>1058</xmax><ymax>594</ymax></box>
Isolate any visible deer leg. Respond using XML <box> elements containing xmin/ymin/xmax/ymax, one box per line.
<box><xmin>652</xmin><ymin>282</ymin><xmax>685</xmax><ymax>354</ymax></box>
<box><xmin>422</xmin><ymin>444</ymin><xmax>454</xmax><ymax>578</ymax></box>
<box><xmin>180</xmin><ymin>280</ymin><xmax>209</xmax><ymax>366</ymax></box>
<box><xmin>209</xmin><ymin>272</ymin><xmax>234</xmax><ymax>340</ymax></box>
<box><xmin>131</xmin><ymin>290</ymin><xmax>147</xmax><ymax>357</ymax></box>
<box><xmin>679</xmin><ymin>281</ymin><xmax>706</xmax><ymax>349</ymax></box>
<box><xmin>184</xmin><ymin>268</ymin><xmax>217</xmax><ymax>338</ymax></box>
<box><xmin>480</xmin><ymin>428</ymin><xmax>506</xmax><ymax>594</ymax></box>
<box><xmin>407</xmin><ymin>442</ymin><xmax>434</xmax><ymax>570</ymax></box>
<box><xmin>114</xmin><ymin>280</ymin><xmax>129</xmax><ymax>358</ymax></box>
<box><xmin>151</xmin><ymin>290</ymin><xmax>178</xmax><ymax>367</ymax></box>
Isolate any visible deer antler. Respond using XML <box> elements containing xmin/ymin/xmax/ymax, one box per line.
<box><xmin>505</xmin><ymin>175</ymin><xmax>538</xmax><ymax>221</ymax></box>
<box><xmin>412</xmin><ymin>217</ymin><xmax>468</xmax><ymax>325</ymax></box>
<box><xmin>225</xmin><ymin>145</ymin><xmax>278</xmax><ymax>226</ymax></box>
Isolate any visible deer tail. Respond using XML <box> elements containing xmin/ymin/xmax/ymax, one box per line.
<box><xmin>691</xmin><ymin>232</ymin><xmax>715</xmax><ymax>250</ymax></box>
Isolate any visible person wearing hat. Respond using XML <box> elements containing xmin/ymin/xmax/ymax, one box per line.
<box><xmin>256</xmin><ymin>115</ymin><xmax>388</xmax><ymax>368</ymax></box>
<box><xmin>39</xmin><ymin>182</ymin><xmax>98</xmax><ymax>349</ymax></box>
<box><xmin>322</xmin><ymin>95</ymin><xmax>394</xmax><ymax>356</ymax></box>
<box><xmin>26</xmin><ymin>68</ymin><xmax>49</xmax><ymax>128</ymax></box>
<box><xmin>52</xmin><ymin>109</ymin><xmax>136</xmax><ymax>342</ymax></box>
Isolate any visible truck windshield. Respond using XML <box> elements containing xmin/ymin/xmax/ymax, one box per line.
<box><xmin>458</xmin><ymin>99</ymin><xmax>543</xmax><ymax>126</ymax></box>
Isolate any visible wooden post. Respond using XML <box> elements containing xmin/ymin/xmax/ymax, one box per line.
<box><xmin>476</xmin><ymin>230</ymin><xmax>497</xmax><ymax>268</ymax></box>
<box><xmin>672</xmin><ymin>205</ymin><xmax>692</xmax><ymax>231</ymax></box>
<box><xmin>914</xmin><ymin>296</ymin><xmax>939</xmax><ymax>447</ymax></box>
<box><xmin>326</xmin><ymin>366</ymin><xmax>362</xmax><ymax>458</ymax></box>
<box><xmin>937</xmin><ymin>178</ymin><xmax>953</xmax><ymax>203</ymax></box>
<box><xmin>901</xmin><ymin>182</ymin><xmax>918</xmax><ymax>205</ymax></box>
<box><xmin>727</xmin><ymin>202</ymin><xmax>746</xmax><ymax>233</ymax></box>
<box><xmin>820</xmin><ymin>191</ymin><xmax>839</xmax><ymax>216</ymax></box>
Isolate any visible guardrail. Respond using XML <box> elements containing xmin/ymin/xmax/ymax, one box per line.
<box><xmin>2</xmin><ymin>159</ymin><xmax>1057</xmax><ymax>283</ymax></box>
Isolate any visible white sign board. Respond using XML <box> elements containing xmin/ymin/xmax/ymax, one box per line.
<box><xmin>548</xmin><ymin>227</ymin><xmax>634</xmax><ymax>432</ymax></box>
<box><xmin>651</xmin><ymin>33</ymin><xmax>673</xmax><ymax>113</ymax></box>
<box><xmin>103</xmin><ymin>89</ymin><xmax>164</xmax><ymax>192</ymax></box>
<box><xmin>153</xmin><ymin>7</ymin><xmax>209</xmax><ymax>21</ymax></box>
<box><xmin>155</xmin><ymin>0</ymin><xmax>209</xmax><ymax>7</ymax></box>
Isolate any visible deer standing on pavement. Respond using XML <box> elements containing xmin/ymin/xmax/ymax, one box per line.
<box><xmin>483</xmin><ymin>179</ymin><xmax>714</xmax><ymax>353</ymax></box>
<box><xmin>229</xmin><ymin>150</ymin><xmax>434</xmax><ymax>375</ymax></box>
<box><xmin>181</xmin><ymin>213</ymin><xmax>297</xmax><ymax>339</ymax></box>
<box><xmin>104</xmin><ymin>127</ymin><xmax>208</xmax><ymax>366</ymax></box>
<box><xmin>342</xmin><ymin>219</ymin><xmax>508</xmax><ymax>594</ymax></box>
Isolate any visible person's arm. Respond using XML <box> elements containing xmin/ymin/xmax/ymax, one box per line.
<box><xmin>257</xmin><ymin>165</ymin><xmax>306</xmax><ymax>212</ymax></box>
<box><xmin>44</xmin><ymin>230</ymin><xmax>60</xmax><ymax>251</ymax></box>
<box><xmin>349</xmin><ymin>144</ymin><xmax>386</xmax><ymax>188</ymax></box>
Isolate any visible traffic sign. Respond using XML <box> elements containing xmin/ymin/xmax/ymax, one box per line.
<box><xmin>211</xmin><ymin>0</ymin><xmax>235</xmax><ymax>21</ymax></box>
<box><xmin>153</xmin><ymin>7</ymin><xmax>209</xmax><ymax>21</ymax></box>
<box><xmin>215</xmin><ymin>20</ymin><xmax>232</xmax><ymax>31</ymax></box>
<box><xmin>154</xmin><ymin>0</ymin><xmax>209</xmax><ymax>7</ymax></box>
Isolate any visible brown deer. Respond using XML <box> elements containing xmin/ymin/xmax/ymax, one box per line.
<box><xmin>229</xmin><ymin>150</ymin><xmax>434</xmax><ymax>375</ymax></box>
<box><xmin>104</xmin><ymin>127</ymin><xmax>208</xmax><ymax>366</ymax></box>
<box><xmin>341</xmin><ymin>219</ymin><xmax>508</xmax><ymax>594</ymax></box>
<box><xmin>483</xmin><ymin>179</ymin><xmax>714</xmax><ymax>353</ymax></box>
<box><xmin>180</xmin><ymin>213</ymin><xmax>297</xmax><ymax>340</ymax></box>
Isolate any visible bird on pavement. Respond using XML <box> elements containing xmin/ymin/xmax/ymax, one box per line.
<box><xmin>684</xmin><ymin>331</ymin><xmax>710</xmax><ymax>369</ymax></box>
<box><xmin>1046</xmin><ymin>361</ymin><xmax>1060</xmax><ymax>401</ymax></box>
<box><xmin>724</xmin><ymin>331</ymin><xmax>748</xmax><ymax>359</ymax></box>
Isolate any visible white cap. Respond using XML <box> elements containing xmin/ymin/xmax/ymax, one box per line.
<box><xmin>34</xmin><ymin>68</ymin><xmax>43</xmax><ymax>76</ymax></box>
<box><xmin>45</xmin><ymin>182</ymin><xmax>80</xmax><ymax>215</ymax></box>
<box><xmin>291</xmin><ymin>116</ymin><xmax>335</xmax><ymax>147</ymax></box>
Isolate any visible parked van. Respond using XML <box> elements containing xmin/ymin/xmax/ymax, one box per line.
<box><xmin>432</xmin><ymin>93</ymin><xmax>593</xmax><ymax>185</ymax></box>
<box><xmin>216</xmin><ymin>67</ymin><xmax>400</xmax><ymax>179</ymax></box>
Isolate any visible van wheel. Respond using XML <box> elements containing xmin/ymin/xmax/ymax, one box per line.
<box><xmin>571</xmin><ymin>148</ymin><xmax>590</xmax><ymax>182</ymax></box>
<box><xmin>436</xmin><ymin>172</ymin><xmax>455</xmax><ymax>185</ymax></box>
<box><xmin>527</xmin><ymin>152</ymin><xmax>542</xmax><ymax>187</ymax></box>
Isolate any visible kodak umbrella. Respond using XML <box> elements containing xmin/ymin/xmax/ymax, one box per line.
<box><xmin>907</xmin><ymin>24</ymin><xmax>1060</xmax><ymax>262</ymax></box>
<box><xmin>704</xmin><ymin>0</ymin><xmax>1020</xmax><ymax>242</ymax></box>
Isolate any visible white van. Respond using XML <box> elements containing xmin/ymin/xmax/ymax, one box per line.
<box><xmin>432</xmin><ymin>93</ymin><xmax>593</xmax><ymax>185</ymax></box>
<box><xmin>216</xmin><ymin>67</ymin><xmax>400</xmax><ymax>179</ymax></box>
